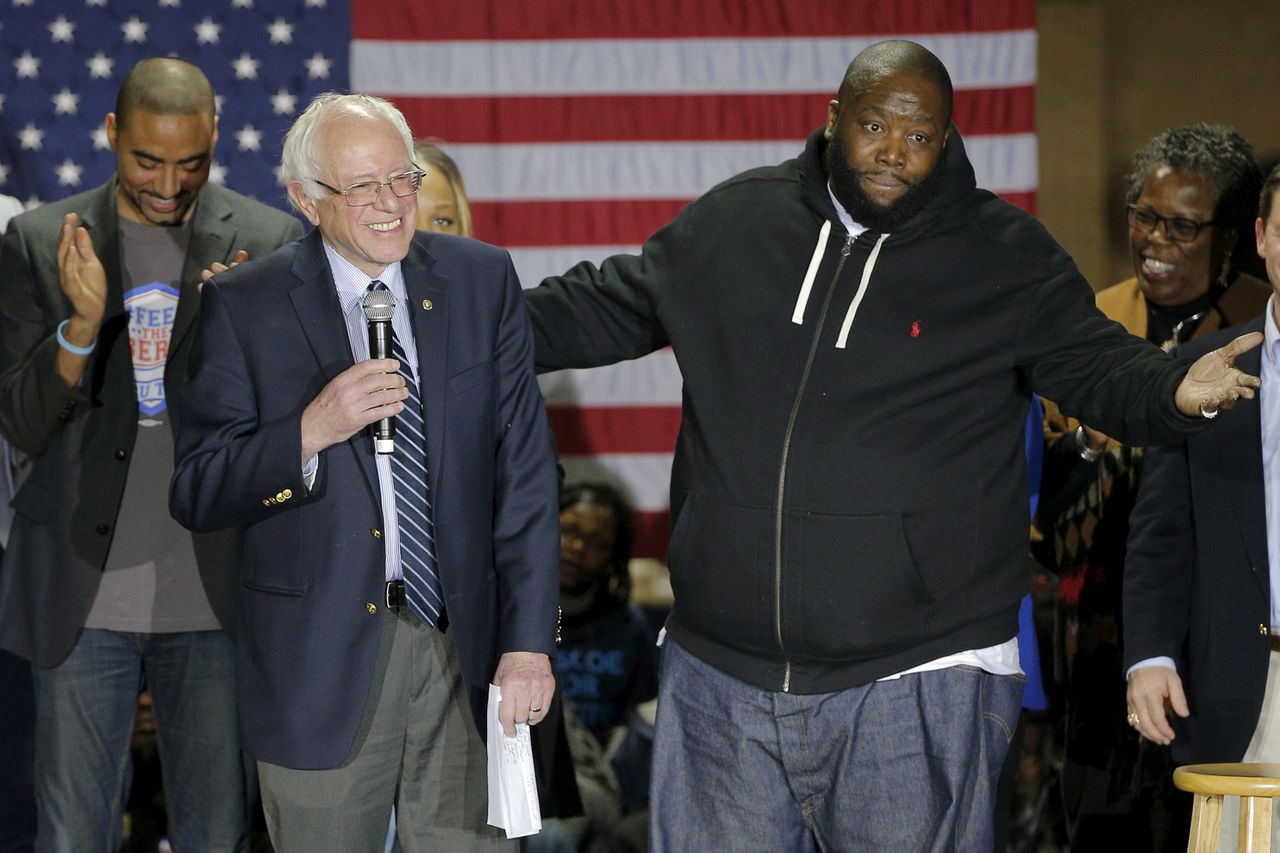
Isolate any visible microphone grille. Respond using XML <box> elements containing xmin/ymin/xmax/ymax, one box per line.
<box><xmin>362</xmin><ymin>288</ymin><xmax>396</xmax><ymax>322</ymax></box>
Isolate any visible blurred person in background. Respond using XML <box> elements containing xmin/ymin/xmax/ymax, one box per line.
<box><xmin>557</xmin><ymin>482</ymin><xmax>658</xmax><ymax>745</ymax></box>
<box><xmin>413</xmin><ymin>140</ymin><xmax>472</xmax><ymax>237</ymax></box>
<box><xmin>1038</xmin><ymin>123</ymin><xmax>1269</xmax><ymax>851</ymax></box>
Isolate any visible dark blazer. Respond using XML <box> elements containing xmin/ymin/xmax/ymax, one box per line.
<box><xmin>1124</xmin><ymin>315</ymin><xmax>1272</xmax><ymax>764</ymax></box>
<box><xmin>0</xmin><ymin>179</ymin><xmax>303</xmax><ymax>668</ymax></box>
<box><xmin>169</xmin><ymin>229</ymin><xmax>560</xmax><ymax>770</ymax></box>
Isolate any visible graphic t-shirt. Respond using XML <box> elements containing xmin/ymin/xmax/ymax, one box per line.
<box><xmin>559</xmin><ymin>598</ymin><xmax>659</xmax><ymax>743</ymax></box>
<box><xmin>84</xmin><ymin>216</ymin><xmax>219</xmax><ymax>632</ymax></box>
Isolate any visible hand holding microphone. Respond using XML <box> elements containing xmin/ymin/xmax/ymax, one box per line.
<box><xmin>296</xmin><ymin>289</ymin><xmax>405</xmax><ymax>464</ymax></box>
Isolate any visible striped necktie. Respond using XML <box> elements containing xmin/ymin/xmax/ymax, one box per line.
<box><xmin>370</xmin><ymin>281</ymin><xmax>444</xmax><ymax>626</ymax></box>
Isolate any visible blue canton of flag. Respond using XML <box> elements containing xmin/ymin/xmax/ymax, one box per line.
<box><xmin>0</xmin><ymin>0</ymin><xmax>351</xmax><ymax>212</ymax></box>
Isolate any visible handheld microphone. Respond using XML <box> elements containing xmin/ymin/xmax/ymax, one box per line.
<box><xmin>362</xmin><ymin>288</ymin><xmax>397</xmax><ymax>455</ymax></box>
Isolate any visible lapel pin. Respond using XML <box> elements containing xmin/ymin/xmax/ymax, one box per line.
<box><xmin>422</xmin><ymin>299</ymin><xmax>433</xmax><ymax>310</ymax></box>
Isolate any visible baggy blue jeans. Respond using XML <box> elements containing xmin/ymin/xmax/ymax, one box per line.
<box><xmin>32</xmin><ymin>628</ymin><xmax>249</xmax><ymax>853</ymax></box>
<box><xmin>650</xmin><ymin>639</ymin><xmax>1024</xmax><ymax>852</ymax></box>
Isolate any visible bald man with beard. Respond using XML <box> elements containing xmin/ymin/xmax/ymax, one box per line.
<box><xmin>525</xmin><ymin>40</ymin><xmax>1264</xmax><ymax>851</ymax></box>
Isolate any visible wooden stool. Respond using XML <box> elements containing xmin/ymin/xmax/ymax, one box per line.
<box><xmin>1174</xmin><ymin>763</ymin><xmax>1280</xmax><ymax>852</ymax></box>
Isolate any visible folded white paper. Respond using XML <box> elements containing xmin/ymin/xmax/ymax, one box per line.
<box><xmin>486</xmin><ymin>684</ymin><xmax>542</xmax><ymax>839</ymax></box>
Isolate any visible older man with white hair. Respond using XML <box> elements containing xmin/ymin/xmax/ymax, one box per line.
<box><xmin>169</xmin><ymin>92</ymin><xmax>560</xmax><ymax>851</ymax></box>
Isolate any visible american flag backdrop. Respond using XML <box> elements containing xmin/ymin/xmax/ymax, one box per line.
<box><xmin>0</xmin><ymin>0</ymin><xmax>1038</xmax><ymax>558</ymax></box>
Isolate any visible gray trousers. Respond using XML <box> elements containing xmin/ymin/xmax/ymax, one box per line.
<box><xmin>258</xmin><ymin>607</ymin><xmax>514</xmax><ymax>852</ymax></box>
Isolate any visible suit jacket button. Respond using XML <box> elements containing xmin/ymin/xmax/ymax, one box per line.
<box><xmin>422</xmin><ymin>299</ymin><xmax>432</xmax><ymax>310</ymax></box>
<box><xmin>282</xmin><ymin>488</ymin><xmax>293</xmax><ymax>499</ymax></box>
<box><xmin>371</xmin><ymin>528</ymin><xmax>383</xmax><ymax>539</ymax></box>
<box><xmin>1261</xmin><ymin>625</ymin><xmax>1270</xmax><ymax>636</ymax></box>
<box><xmin>366</xmin><ymin>602</ymin><xmax>377</xmax><ymax>614</ymax></box>
<box><xmin>114</xmin><ymin>449</ymin><xmax>127</xmax><ymax>460</ymax></box>
<box><xmin>262</xmin><ymin>499</ymin><xmax>271</xmax><ymax>507</ymax></box>
<box><xmin>95</xmin><ymin>523</ymin><xmax>109</xmax><ymax>535</ymax></box>
<box><xmin>275</xmin><ymin>491</ymin><xmax>286</xmax><ymax>502</ymax></box>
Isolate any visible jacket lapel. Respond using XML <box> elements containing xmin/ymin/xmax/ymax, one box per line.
<box><xmin>288</xmin><ymin>231</ymin><xmax>381</xmax><ymax>498</ymax></box>
<box><xmin>173</xmin><ymin>185</ymin><xmax>237</xmax><ymax>358</ymax></box>
<box><xmin>401</xmin><ymin>237</ymin><xmax>449</xmax><ymax>494</ymax></box>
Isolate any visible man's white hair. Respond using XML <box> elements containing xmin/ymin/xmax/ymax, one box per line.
<box><xmin>280</xmin><ymin>92</ymin><xmax>415</xmax><ymax>211</ymax></box>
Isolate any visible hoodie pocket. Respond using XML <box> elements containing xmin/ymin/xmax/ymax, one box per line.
<box><xmin>790</xmin><ymin>510</ymin><xmax>934</xmax><ymax>659</ymax></box>
<box><xmin>668</xmin><ymin>493</ymin><xmax>774</xmax><ymax>653</ymax></box>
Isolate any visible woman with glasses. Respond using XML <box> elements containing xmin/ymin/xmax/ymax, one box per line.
<box><xmin>1037</xmin><ymin>124</ymin><xmax>1270</xmax><ymax>850</ymax></box>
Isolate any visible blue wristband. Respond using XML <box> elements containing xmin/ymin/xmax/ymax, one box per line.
<box><xmin>56</xmin><ymin>319</ymin><xmax>97</xmax><ymax>356</ymax></box>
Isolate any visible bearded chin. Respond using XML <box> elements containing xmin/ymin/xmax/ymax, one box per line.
<box><xmin>824</xmin><ymin>131</ymin><xmax>946</xmax><ymax>233</ymax></box>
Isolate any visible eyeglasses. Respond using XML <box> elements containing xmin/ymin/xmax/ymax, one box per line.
<box><xmin>1126</xmin><ymin>204</ymin><xmax>1219</xmax><ymax>243</ymax></box>
<box><xmin>313</xmin><ymin>166</ymin><xmax>425</xmax><ymax>207</ymax></box>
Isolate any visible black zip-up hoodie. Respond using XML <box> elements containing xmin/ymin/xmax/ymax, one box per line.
<box><xmin>527</xmin><ymin>127</ymin><xmax>1200</xmax><ymax>694</ymax></box>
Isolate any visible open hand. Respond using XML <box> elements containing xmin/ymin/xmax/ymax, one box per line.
<box><xmin>56</xmin><ymin>213</ymin><xmax>107</xmax><ymax>333</ymax></box>
<box><xmin>1174</xmin><ymin>331</ymin><xmax>1263</xmax><ymax>417</ymax></box>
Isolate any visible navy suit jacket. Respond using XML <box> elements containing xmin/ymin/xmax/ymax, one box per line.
<box><xmin>1124</xmin><ymin>315</ymin><xmax>1271</xmax><ymax>764</ymax></box>
<box><xmin>170</xmin><ymin>229</ymin><xmax>560</xmax><ymax>770</ymax></box>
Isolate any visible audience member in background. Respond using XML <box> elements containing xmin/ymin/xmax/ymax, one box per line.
<box><xmin>0</xmin><ymin>191</ymin><xmax>35</xmax><ymax>853</ymax></box>
<box><xmin>1038</xmin><ymin>123</ymin><xmax>1269</xmax><ymax>851</ymax></box>
<box><xmin>1124</xmin><ymin>163</ymin><xmax>1280</xmax><ymax>853</ymax></box>
<box><xmin>413</xmin><ymin>140</ymin><xmax>472</xmax><ymax>236</ymax></box>
<box><xmin>558</xmin><ymin>482</ymin><xmax>658</xmax><ymax>744</ymax></box>
<box><xmin>533</xmin><ymin>481</ymin><xmax>657</xmax><ymax>853</ymax></box>
<box><xmin>0</xmin><ymin>58</ymin><xmax>303</xmax><ymax>852</ymax></box>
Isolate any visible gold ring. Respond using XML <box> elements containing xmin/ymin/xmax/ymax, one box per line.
<box><xmin>529</xmin><ymin>706</ymin><xmax>542</xmax><ymax>713</ymax></box>
<box><xmin>1127</xmin><ymin>711</ymin><xmax>1140</xmax><ymax>728</ymax></box>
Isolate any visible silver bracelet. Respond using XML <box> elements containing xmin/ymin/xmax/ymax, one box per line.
<box><xmin>1075</xmin><ymin>425</ymin><xmax>1102</xmax><ymax>462</ymax></box>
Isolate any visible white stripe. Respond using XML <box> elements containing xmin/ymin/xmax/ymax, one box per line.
<box><xmin>395</xmin><ymin>417</ymin><xmax>427</xmax><ymax>445</ymax></box>
<box><xmin>558</xmin><ymin>454</ymin><xmax>673</xmax><ymax>511</ymax></box>
<box><xmin>451</xmin><ymin>135</ymin><xmax>1038</xmax><ymax>202</ymax></box>
<box><xmin>512</xmin><ymin>245</ymin><xmax>641</xmax><ymax>290</ymax></box>
<box><xmin>402</xmin><ymin>549</ymin><xmax>440</xmax><ymax>582</ymax></box>
<box><xmin>539</xmin><ymin>350</ymin><xmax>683</xmax><ymax>406</ymax></box>
<box><xmin>353</xmin><ymin>31</ymin><xmax>1036</xmax><ymax>96</ymax></box>
<box><xmin>792</xmin><ymin>220</ymin><xmax>831</xmax><ymax>325</ymax></box>
<box><xmin>835</xmin><ymin>232</ymin><xmax>890</xmax><ymax>349</ymax></box>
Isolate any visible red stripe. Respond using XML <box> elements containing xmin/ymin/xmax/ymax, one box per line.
<box><xmin>394</xmin><ymin>88</ymin><xmax>1032</xmax><ymax>145</ymax></box>
<box><xmin>476</xmin><ymin>190</ymin><xmax>1036</xmax><ymax>248</ymax></box>
<box><xmin>547</xmin><ymin>406</ymin><xmax>681</xmax><ymax>455</ymax></box>
<box><xmin>354</xmin><ymin>0</ymin><xmax>1034</xmax><ymax>41</ymax></box>
<box><xmin>474</xmin><ymin>200</ymin><xmax>686</xmax><ymax>248</ymax></box>
<box><xmin>1002</xmin><ymin>191</ymin><xmax>1035</xmax><ymax>215</ymax></box>
<box><xmin>633</xmin><ymin>510</ymin><xmax>670</xmax><ymax>561</ymax></box>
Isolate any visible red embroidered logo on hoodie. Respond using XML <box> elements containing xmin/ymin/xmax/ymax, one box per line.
<box><xmin>910</xmin><ymin>321</ymin><xmax>921</xmax><ymax>338</ymax></box>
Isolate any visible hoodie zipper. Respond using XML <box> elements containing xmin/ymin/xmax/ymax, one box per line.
<box><xmin>774</xmin><ymin>232</ymin><xmax>855</xmax><ymax>692</ymax></box>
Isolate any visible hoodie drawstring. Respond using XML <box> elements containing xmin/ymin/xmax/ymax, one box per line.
<box><xmin>835</xmin><ymin>232</ymin><xmax>889</xmax><ymax>349</ymax></box>
<box><xmin>791</xmin><ymin>220</ymin><xmax>831</xmax><ymax>325</ymax></box>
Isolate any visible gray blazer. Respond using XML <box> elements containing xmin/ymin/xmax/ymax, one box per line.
<box><xmin>0</xmin><ymin>178</ymin><xmax>303</xmax><ymax>667</ymax></box>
